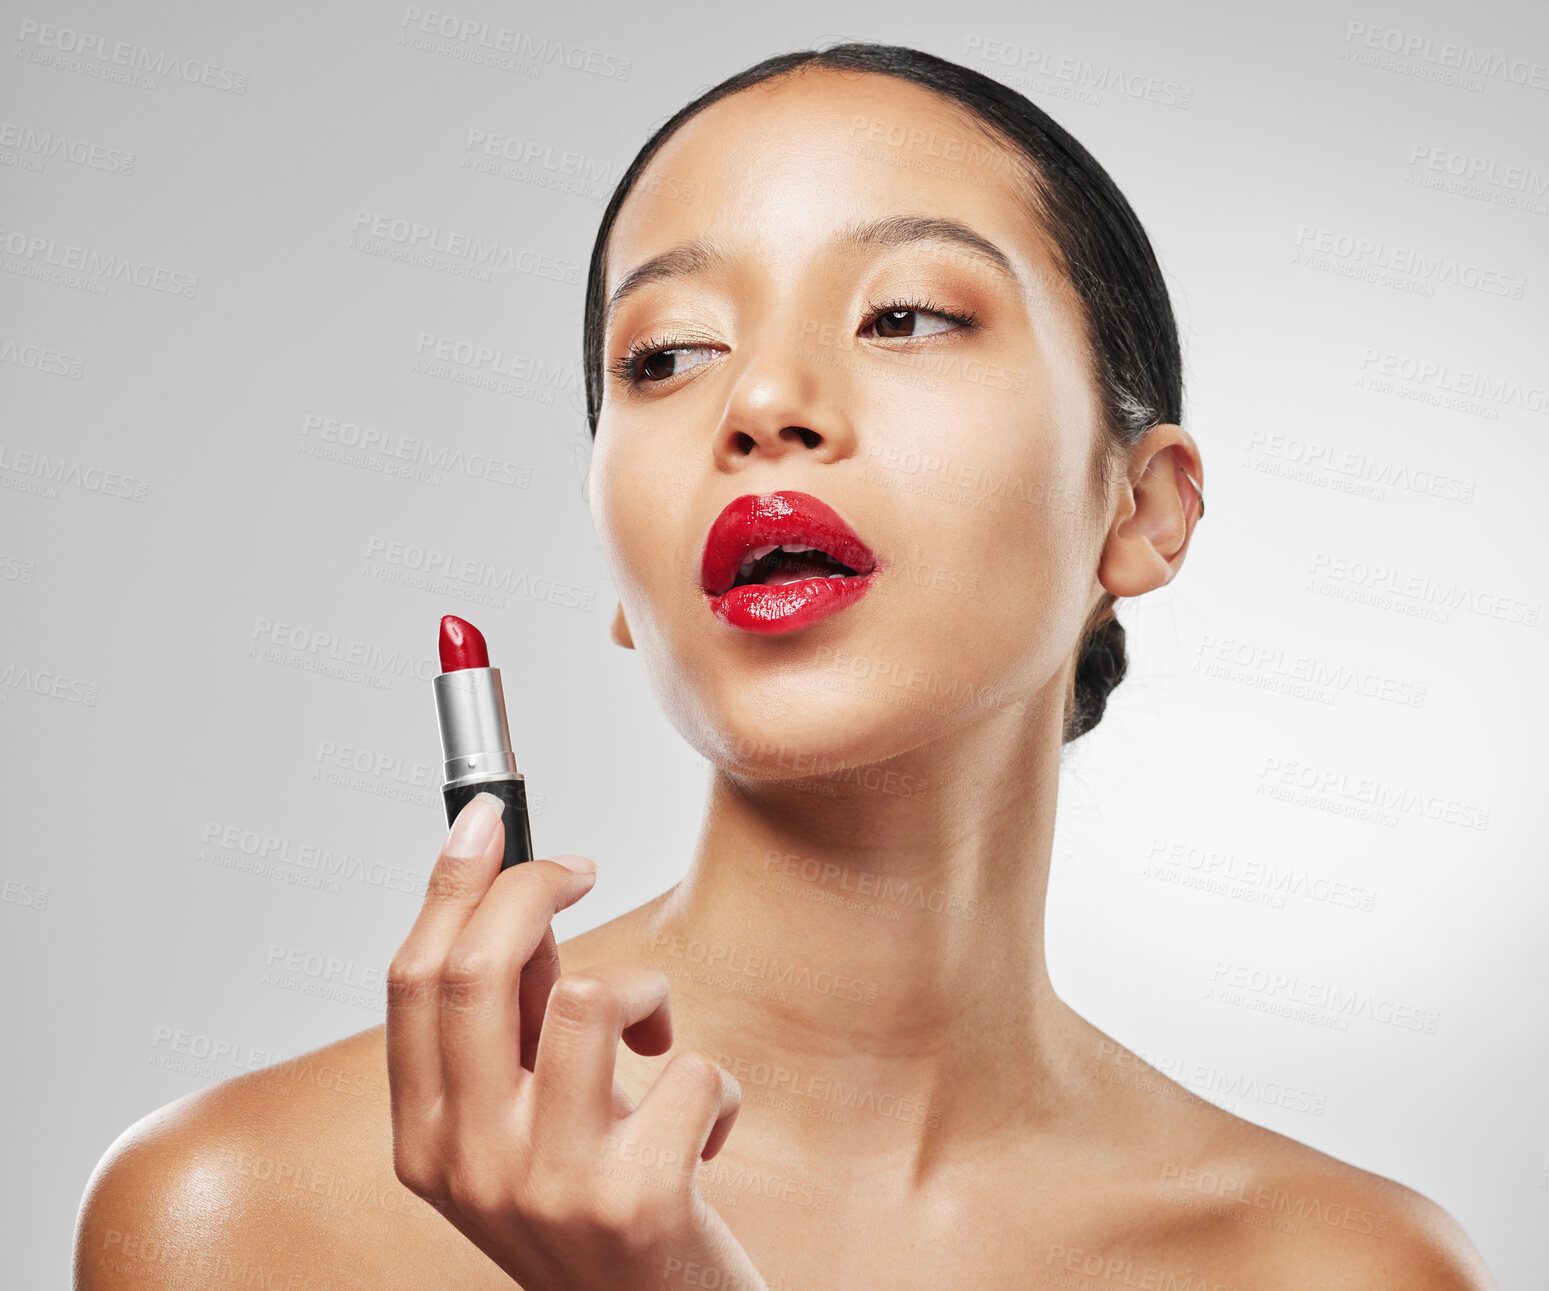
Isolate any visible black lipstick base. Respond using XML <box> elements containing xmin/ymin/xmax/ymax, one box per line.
<box><xmin>442</xmin><ymin>777</ymin><xmax>535</xmax><ymax>871</ymax></box>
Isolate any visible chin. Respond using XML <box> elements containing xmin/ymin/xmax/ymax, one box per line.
<box><xmin>673</xmin><ymin>665</ymin><xmax>965</xmax><ymax>785</ymax></box>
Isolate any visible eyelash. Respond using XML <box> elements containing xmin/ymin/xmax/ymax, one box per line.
<box><xmin>609</xmin><ymin>296</ymin><xmax>979</xmax><ymax>388</ymax></box>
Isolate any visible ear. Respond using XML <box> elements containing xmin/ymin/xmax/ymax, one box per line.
<box><xmin>609</xmin><ymin>601</ymin><xmax>635</xmax><ymax>649</ymax></box>
<box><xmin>1096</xmin><ymin>424</ymin><xmax>1204</xmax><ymax>599</ymax></box>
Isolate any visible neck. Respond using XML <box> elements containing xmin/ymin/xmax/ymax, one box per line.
<box><xmin>630</xmin><ymin>699</ymin><xmax>1086</xmax><ymax>1175</ymax></box>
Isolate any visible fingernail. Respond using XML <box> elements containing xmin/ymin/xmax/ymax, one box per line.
<box><xmin>445</xmin><ymin>792</ymin><xmax>504</xmax><ymax>859</ymax></box>
<box><xmin>548</xmin><ymin>854</ymin><xmax>598</xmax><ymax>875</ymax></box>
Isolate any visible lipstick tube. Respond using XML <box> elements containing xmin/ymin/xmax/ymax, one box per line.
<box><xmin>432</xmin><ymin>616</ymin><xmax>535</xmax><ymax>871</ymax></box>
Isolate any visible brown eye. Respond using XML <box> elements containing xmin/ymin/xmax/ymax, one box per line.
<box><xmin>862</xmin><ymin>306</ymin><xmax>965</xmax><ymax>341</ymax></box>
<box><xmin>636</xmin><ymin>345</ymin><xmax>717</xmax><ymax>382</ymax></box>
<box><xmin>641</xmin><ymin>351</ymin><xmax>678</xmax><ymax>380</ymax></box>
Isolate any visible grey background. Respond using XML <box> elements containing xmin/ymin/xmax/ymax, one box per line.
<box><xmin>2</xmin><ymin>0</ymin><xmax>1545</xmax><ymax>1285</ymax></box>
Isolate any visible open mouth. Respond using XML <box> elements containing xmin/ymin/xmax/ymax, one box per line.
<box><xmin>727</xmin><ymin>542</ymin><xmax>863</xmax><ymax>590</ymax></box>
<box><xmin>700</xmin><ymin>491</ymin><xmax>879</xmax><ymax>634</ymax></box>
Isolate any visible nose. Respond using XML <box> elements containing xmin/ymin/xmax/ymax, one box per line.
<box><xmin>710</xmin><ymin>329</ymin><xmax>857</xmax><ymax>471</ymax></box>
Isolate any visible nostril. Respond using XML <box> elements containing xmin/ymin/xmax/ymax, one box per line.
<box><xmin>782</xmin><ymin>426</ymin><xmax>821</xmax><ymax>449</ymax></box>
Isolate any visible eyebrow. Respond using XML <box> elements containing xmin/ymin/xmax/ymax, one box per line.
<box><xmin>604</xmin><ymin>215</ymin><xmax>1021</xmax><ymax>324</ymax></box>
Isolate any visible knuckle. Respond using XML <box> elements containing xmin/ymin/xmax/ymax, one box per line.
<box><xmin>390</xmin><ymin>1141</ymin><xmax>441</xmax><ymax>1202</ymax></box>
<box><xmin>672</xmin><ymin>1050</ymin><xmax>725</xmax><ymax>1098</ymax></box>
<box><xmin>442</xmin><ymin>1149</ymin><xmax>500</xmax><ymax>1216</ymax></box>
<box><xmin>538</xmin><ymin>1179</ymin><xmax>603</xmax><ymax>1230</ymax></box>
<box><xmin>598</xmin><ymin>1186</ymin><xmax>683</xmax><ymax>1250</ymax></box>
<box><xmin>546</xmin><ymin>972</ymin><xmax>616</xmax><ymax>1027</ymax></box>
<box><xmin>386</xmin><ymin>955</ymin><xmax>437</xmax><ymax>1004</ymax></box>
<box><xmin>425</xmin><ymin>852</ymin><xmax>483</xmax><ymax>901</ymax></box>
<box><xmin>441</xmin><ymin>945</ymin><xmax>497</xmax><ymax>988</ymax></box>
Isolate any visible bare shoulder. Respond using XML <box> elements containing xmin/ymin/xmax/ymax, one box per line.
<box><xmin>73</xmin><ymin>1026</ymin><xmax>484</xmax><ymax>1290</ymax></box>
<box><xmin>1070</xmin><ymin>1026</ymin><xmax>1497</xmax><ymax>1290</ymax></box>
<box><xmin>73</xmin><ymin>923</ymin><xmax>631</xmax><ymax>1290</ymax></box>
<box><xmin>1148</xmin><ymin>1095</ymin><xmax>1497</xmax><ymax>1289</ymax></box>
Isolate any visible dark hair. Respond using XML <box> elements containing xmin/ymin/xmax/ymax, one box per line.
<box><xmin>582</xmin><ymin>42</ymin><xmax>1182</xmax><ymax>744</ymax></box>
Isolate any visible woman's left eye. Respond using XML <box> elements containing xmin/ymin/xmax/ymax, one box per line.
<box><xmin>860</xmin><ymin>304</ymin><xmax>972</xmax><ymax>340</ymax></box>
<box><xmin>635</xmin><ymin>344</ymin><xmax>718</xmax><ymax>382</ymax></box>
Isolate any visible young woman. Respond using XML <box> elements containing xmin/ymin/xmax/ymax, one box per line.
<box><xmin>75</xmin><ymin>44</ymin><xmax>1497</xmax><ymax>1290</ymax></box>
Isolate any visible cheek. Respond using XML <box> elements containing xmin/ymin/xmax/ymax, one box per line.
<box><xmin>589</xmin><ymin>425</ymin><xmax>703</xmax><ymax>650</ymax></box>
<box><xmin>589</xmin><ymin>430</ymin><xmax>663</xmax><ymax>614</ymax></box>
<box><xmin>856</xmin><ymin>381</ymin><xmax>1095</xmax><ymax>684</ymax></box>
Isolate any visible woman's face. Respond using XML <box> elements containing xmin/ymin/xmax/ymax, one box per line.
<box><xmin>588</xmin><ymin>69</ymin><xmax>1113</xmax><ymax>775</ymax></box>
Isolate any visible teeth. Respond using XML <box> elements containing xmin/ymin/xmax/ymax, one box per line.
<box><xmin>779</xmin><ymin>542</ymin><xmax>816</xmax><ymax>554</ymax></box>
<box><xmin>749</xmin><ymin>544</ymin><xmax>778</xmax><ymax>561</ymax></box>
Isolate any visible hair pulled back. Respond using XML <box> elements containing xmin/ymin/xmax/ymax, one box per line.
<box><xmin>581</xmin><ymin>43</ymin><xmax>1184</xmax><ymax>743</ymax></box>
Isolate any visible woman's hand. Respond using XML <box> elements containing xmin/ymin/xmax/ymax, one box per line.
<box><xmin>386</xmin><ymin>791</ymin><xmax>768</xmax><ymax>1291</ymax></box>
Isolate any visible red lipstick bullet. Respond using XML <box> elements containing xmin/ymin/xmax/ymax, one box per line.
<box><xmin>432</xmin><ymin>615</ymin><xmax>534</xmax><ymax>870</ymax></box>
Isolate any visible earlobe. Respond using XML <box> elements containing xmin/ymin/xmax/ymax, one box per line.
<box><xmin>609</xmin><ymin>601</ymin><xmax>635</xmax><ymax>649</ymax></box>
<box><xmin>1097</xmin><ymin>425</ymin><xmax>1204</xmax><ymax>600</ymax></box>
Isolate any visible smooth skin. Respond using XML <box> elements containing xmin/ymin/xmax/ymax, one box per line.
<box><xmin>75</xmin><ymin>68</ymin><xmax>1497</xmax><ymax>1290</ymax></box>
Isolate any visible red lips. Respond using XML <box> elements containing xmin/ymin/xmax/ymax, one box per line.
<box><xmin>700</xmin><ymin>491</ymin><xmax>879</xmax><ymax>634</ymax></box>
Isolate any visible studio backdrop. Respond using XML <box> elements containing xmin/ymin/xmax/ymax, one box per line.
<box><xmin>1</xmin><ymin>1</ymin><xmax>1544</xmax><ymax>1286</ymax></box>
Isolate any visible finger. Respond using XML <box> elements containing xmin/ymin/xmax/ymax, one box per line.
<box><xmin>386</xmin><ymin>792</ymin><xmax>508</xmax><ymax>1120</ymax></box>
<box><xmin>628</xmin><ymin>1050</ymin><xmax>743</xmax><ymax>1163</ymax></box>
<box><xmin>527</xmin><ymin>962</ymin><xmax>672</xmax><ymax>1156</ymax></box>
<box><xmin>437</xmin><ymin>857</ymin><xmax>599</xmax><ymax>1127</ymax></box>
<box><xmin>517</xmin><ymin>858</ymin><xmax>607</xmax><ymax>1072</ymax></box>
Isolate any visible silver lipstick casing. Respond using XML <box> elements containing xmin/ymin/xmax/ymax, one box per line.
<box><xmin>432</xmin><ymin>665</ymin><xmax>520</xmax><ymax>787</ymax></box>
<box><xmin>432</xmin><ymin>665</ymin><xmax>535</xmax><ymax>869</ymax></box>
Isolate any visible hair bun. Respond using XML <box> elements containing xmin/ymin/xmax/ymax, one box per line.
<box><xmin>1066</xmin><ymin>611</ymin><xmax>1127</xmax><ymax>743</ymax></box>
